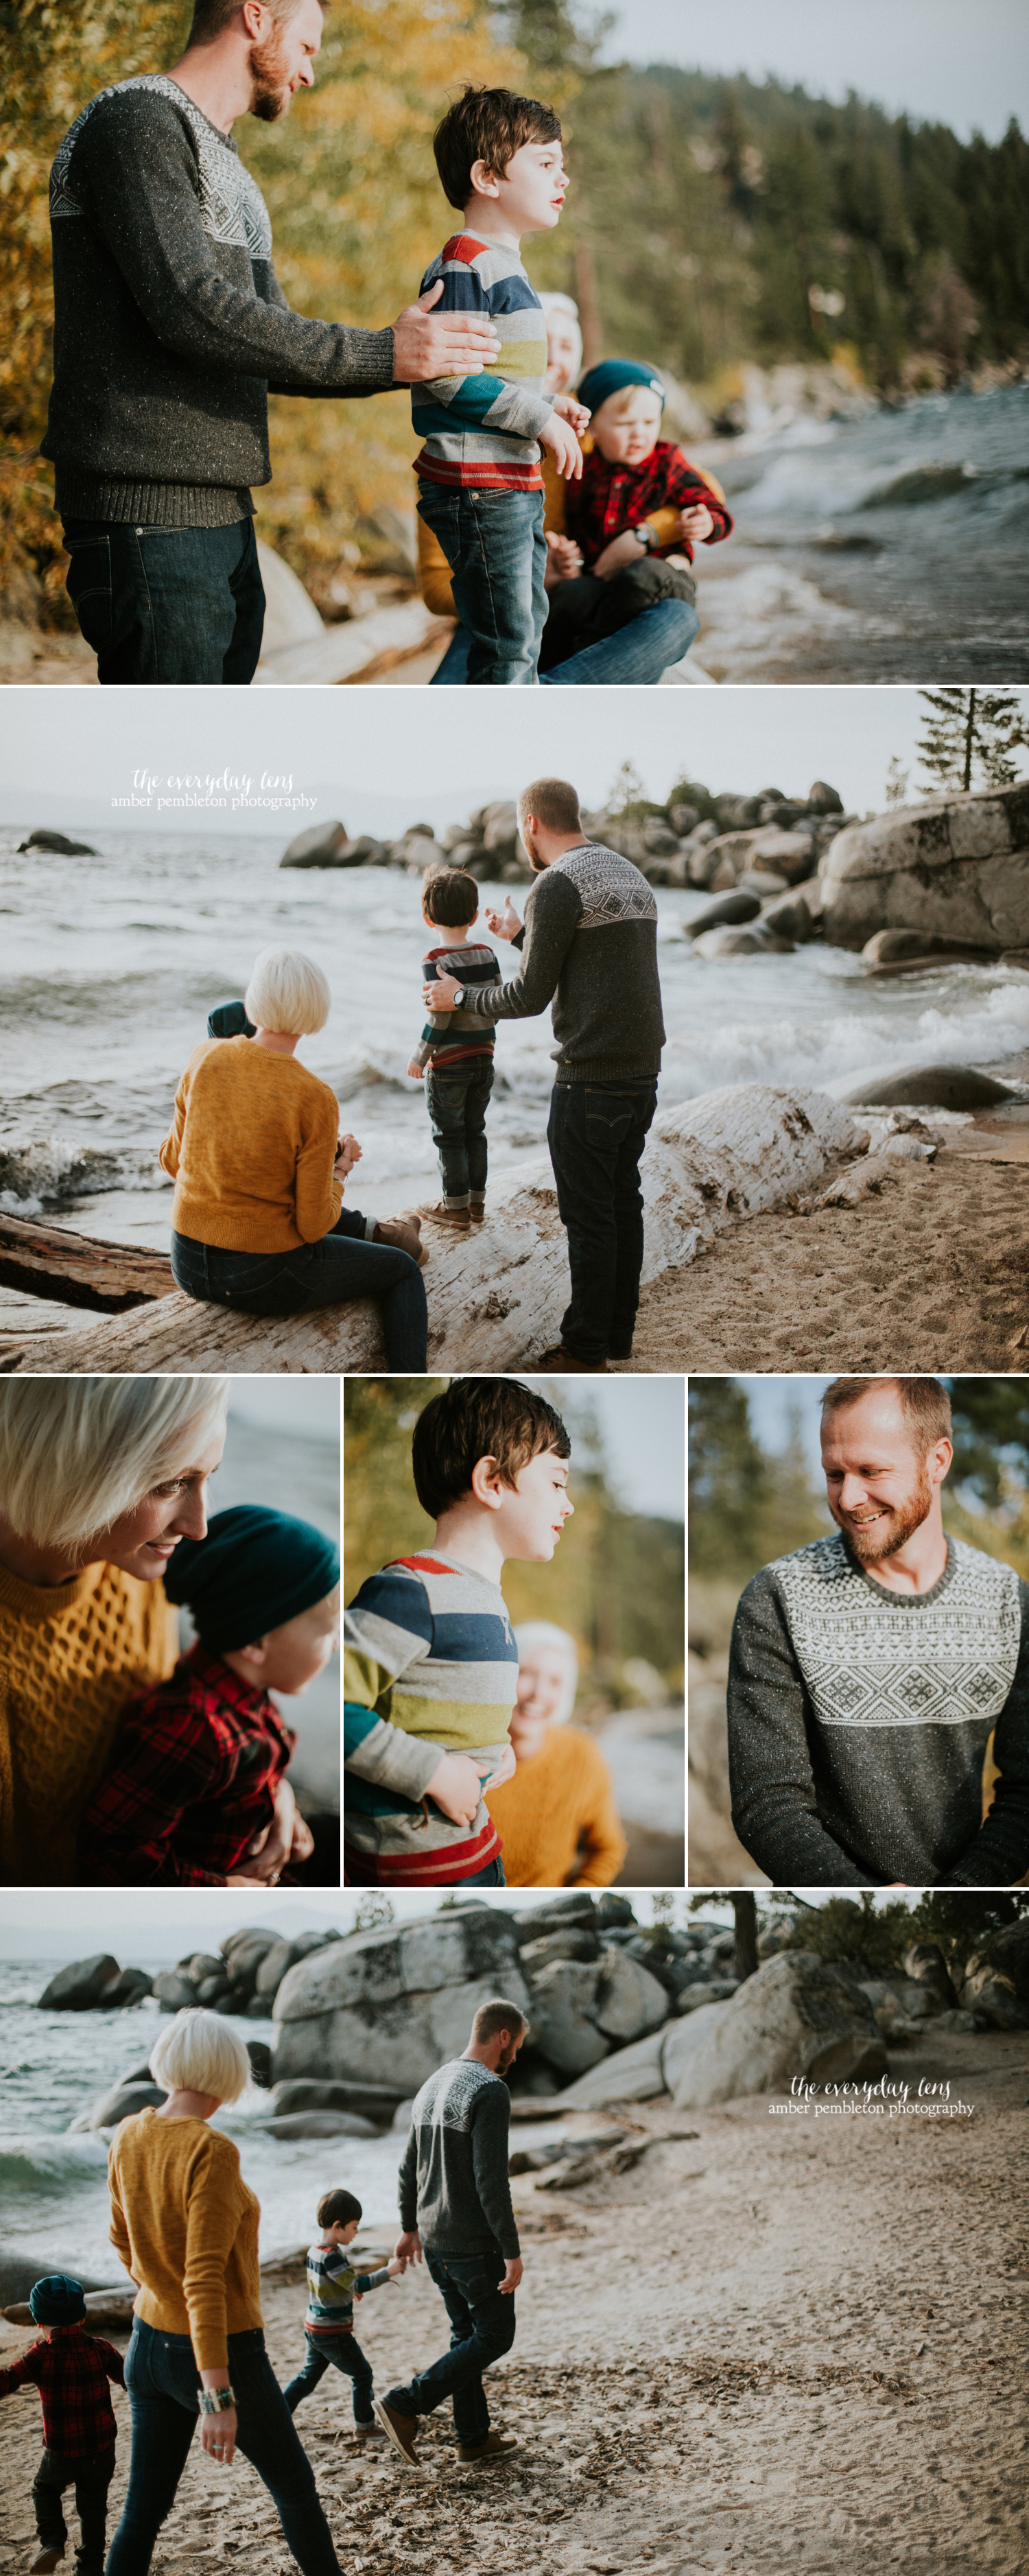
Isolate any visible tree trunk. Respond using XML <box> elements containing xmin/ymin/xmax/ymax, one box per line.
<box><xmin>963</xmin><ymin>689</ymin><xmax>975</xmax><ymax>792</ymax></box>
<box><xmin>0</xmin><ymin>1086</ymin><xmax>862</xmax><ymax>1376</ymax></box>
<box><xmin>0</xmin><ymin>1212</ymin><xmax>174</xmax><ymax>1313</ymax></box>
<box><xmin>732</xmin><ymin>1893</ymin><xmax>759</xmax><ymax>1984</ymax></box>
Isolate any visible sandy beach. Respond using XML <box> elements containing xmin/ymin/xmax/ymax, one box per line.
<box><xmin>2</xmin><ymin>2032</ymin><xmax>1026</xmax><ymax>2576</ymax></box>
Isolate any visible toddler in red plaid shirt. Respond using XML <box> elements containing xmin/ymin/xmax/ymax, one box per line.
<box><xmin>81</xmin><ymin>1504</ymin><xmax>340</xmax><ymax>1888</ymax></box>
<box><xmin>539</xmin><ymin>357</ymin><xmax>732</xmax><ymax>672</ymax></box>
<box><xmin>0</xmin><ymin>2273</ymin><xmax>123</xmax><ymax>2576</ymax></box>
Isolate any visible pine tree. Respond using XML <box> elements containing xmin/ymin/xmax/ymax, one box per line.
<box><xmin>917</xmin><ymin>689</ymin><xmax>1026</xmax><ymax>794</ymax></box>
<box><xmin>885</xmin><ymin>755</ymin><xmax>910</xmax><ymax>807</ymax></box>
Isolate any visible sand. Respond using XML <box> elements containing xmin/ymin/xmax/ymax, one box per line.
<box><xmin>2</xmin><ymin>2033</ymin><xmax>1027</xmax><ymax>2576</ymax></box>
<box><xmin>621</xmin><ymin>1129</ymin><xmax>1029</xmax><ymax>1375</ymax></box>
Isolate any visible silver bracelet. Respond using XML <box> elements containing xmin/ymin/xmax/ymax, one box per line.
<box><xmin>199</xmin><ymin>2387</ymin><xmax>235</xmax><ymax>2414</ymax></box>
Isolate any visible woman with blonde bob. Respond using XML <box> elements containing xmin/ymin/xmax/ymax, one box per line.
<box><xmin>163</xmin><ymin>945</ymin><xmax>427</xmax><ymax>1367</ymax></box>
<box><xmin>106</xmin><ymin>2008</ymin><xmax>344</xmax><ymax>2576</ymax></box>
<box><xmin>484</xmin><ymin>1620</ymin><xmax>626</xmax><ymax>1887</ymax></box>
<box><xmin>0</xmin><ymin>1377</ymin><xmax>228</xmax><ymax>1884</ymax></box>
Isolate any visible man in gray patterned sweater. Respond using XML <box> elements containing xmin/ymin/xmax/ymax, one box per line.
<box><xmin>43</xmin><ymin>0</ymin><xmax>500</xmax><ymax>683</ymax></box>
<box><xmin>373</xmin><ymin>1998</ymin><xmax>525</xmax><ymax>2470</ymax></box>
<box><xmin>423</xmin><ymin>772</ymin><xmax>665</xmax><ymax>1369</ymax></box>
<box><xmin>728</xmin><ymin>1375</ymin><xmax>1029</xmax><ymax>1888</ymax></box>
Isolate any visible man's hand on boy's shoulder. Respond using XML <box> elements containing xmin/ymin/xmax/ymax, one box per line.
<box><xmin>391</xmin><ymin>279</ymin><xmax>501</xmax><ymax>383</ymax></box>
<box><xmin>423</xmin><ymin>971</ymin><xmax>462</xmax><ymax>1011</ymax></box>
<box><xmin>540</xmin><ymin>411</ymin><xmax>584</xmax><ymax>480</ymax></box>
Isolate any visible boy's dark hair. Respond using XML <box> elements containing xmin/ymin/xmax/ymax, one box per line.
<box><xmin>434</xmin><ymin>85</ymin><xmax>562</xmax><ymax>213</ymax></box>
<box><xmin>317</xmin><ymin>2187</ymin><xmax>362</xmax><ymax>2229</ymax></box>
<box><xmin>422</xmin><ymin>867</ymin><xmax>480</xmax><ymax>928</ymax></box>
<box><xmin>412</xmin><ymin>1378</ymin><xmax>570</xmax><ymax>1520</ymax></box>
<box><xmin>188</xmin><ymin>0</ymin><xmax>325</xmax><ymax>43</ymax></box>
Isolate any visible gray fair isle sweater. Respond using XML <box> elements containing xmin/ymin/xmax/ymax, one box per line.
<box><xmin>727</xmin><ymin>1533</ymin><xmax>1029</xmax><ymax>1888</ymax></box>
<box><xmin>43</xmin><ymin>75</ymin><xmax>396</xmax><ymax>527</ymax></box>
<box><xmin>398</xmin><ymin>2058</ymin><xmax>519</xmax><ymax>2261</ymax></box>
<box><xmin>460</xmin><ymin>841</ymin><xmax>665</xmax><ymax>1086</ymax></box>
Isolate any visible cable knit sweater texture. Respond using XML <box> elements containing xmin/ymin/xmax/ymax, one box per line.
<box><xmin>108</xmin><ymin>2109</ymin><xmax>263</xmax><ymax>2373</ymax></box>
<box><xmin>159</xmin><ymin>1036</ymin><xmax>343</xmax><ymax>1252</ymax></box>
<box><xmin>0</xmin><ymin>1561</ymin><xmax>177</xmax><ymax>1885</ymax></box>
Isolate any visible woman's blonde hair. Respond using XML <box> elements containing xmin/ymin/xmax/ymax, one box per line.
<box><xmin>244</xmin><ymin>946</ymin><xmax>331</xmax><ymax>1036</ymax></box>
<box><xmin>150</xmin><ymin>2007</ymin><xmax>251</xmax><ymax>2103</ymax></box>
<box><xmin>513</xmin><ymin>1620</ymin><xmax>579</xmax><ymax>1725</ymax></box>
<box><xmin>0</xmin><ymin>1377</ymin><xmax>229</xmax><ymax>1552</ymax></box>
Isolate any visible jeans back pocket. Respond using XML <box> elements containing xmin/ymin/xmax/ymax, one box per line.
<box><xmin>64</xmin><ymin>534</ymin><xmax>113</xmax><ymax>650</ymax></box>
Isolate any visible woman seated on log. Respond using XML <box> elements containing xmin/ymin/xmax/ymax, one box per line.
<box><xmin>484</xmin><ymin>1621</ymin><xmax>626</xmax><ymax>1887</ymax></box>
<box><xmin>418</xmin><ymin>296</ymin><xmax>700</xmax><ymax>689</ymax></box>
<box><xmin>161</xmin><ymin>947</ymin><xmax>428</xmax><ymax>1371</ymax></box>
<box><xmin>0</xmin><ymin>1376</ymin><xmax>226</xmax><ymax>1884</ymax></box>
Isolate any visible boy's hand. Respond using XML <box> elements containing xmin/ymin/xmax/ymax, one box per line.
<box><xmin>552</xmin><ymin>393</ymin><xmax>591</xmax><ymax>434</ymax></box>
<box><xmin>405</xmin><ymin>1058</ymin><xmax>426</xmax><ymax>1079</ymax></box>
<box><xmin>290</xmin><ymin>1810</ymin><xmax>315</xmax><ymax>1864</ymax></box>
<box><xmin>477</xmin><ymin>1741</ymin><xmax>517</xmax><ymax>1793</ymax></box>
<box><xmin>539</xmin><ymin>411</ymin><xmax>584</xmax><ymax>481</ymax></box>
<box><xmin>485</xmin><ymin>899</ymin><xmax>523</xmax><ymax>942</ymax></box>
<box><xmin>592</xmin><ymin>528</ymin><xmax>649</xmax><ymax>579</ymax></box>
<box><xmin>678</xmin><ymin>502</ymin><xmax>714</xmax><ymax>544</ymax></box>
<box><xmin>423</xmin><ymin>971</ymin><xmax>462</xmax><ymax>1010</ymax></box>
<box><xmin>387</xmin><ymin>2256</ymin><xmax>407</xmax><ymax>2279</ymax></box>
<box><xmin>543</xmin><ymin>532</ymin><xmax>582</xmax><ymax>591</ymax></box>
<box><xmin>425</xmin><ymin>1749</ymin><xmax>484</xmax><ymax>1827</ymax></box>
<box><xmin>391</xmin><ymin>280</ymin><xmax>501</xmax><ymax>383</ymax></box>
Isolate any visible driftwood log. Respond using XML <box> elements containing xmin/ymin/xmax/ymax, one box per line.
<box><xmin>0</xmin><ymin>1087</ymin><xmax>863</xmax><ymax>1375</ymax></box>
<box><xmin>0</xmin><ymin>1212</ymin><xmax>174</xmax><ymax>1313</ymax></box>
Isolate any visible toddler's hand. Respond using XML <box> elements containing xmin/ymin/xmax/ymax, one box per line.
<box><xmin>290</xmin><ymin>1811</ymin><xmax>315</xmax><ymax>1864</ymax></box>
<box><xmin>543</xmin><ymin>531</ymin><xmax>582</xmax><ymax>590</ymax></box>
<box><xmin>484</xmin><ymin>899</ymin><xmax>523</xmax><ymax>942</ymax></box>
<box><xmin>552</xmin><ymin>393</ymin><xmax>591</xmax><ymax>434</ymax></box>
<box><xmin>388</xmin><ymin>2256</ymin><xmax>407</xmax><ymax>2278</ymax></box>
<box><xmin>540</xmin><ymin>411</ymin><xmax>583</xmax><ymax>482</ymax></box>
<box><xmin>406</xmin><ymin>1058</ymin><xmax>426</xmax><ymax>1080</ymax></box>
<box><xmin>678</xmin><ymin>502</ymin><xmax>714</xmax><ymax>543</ymax></box>
<box><xmin>477</xmin><ymin>1740</ymin><xmax>517</xmax><ymax>1793</ymax></box>
<box><xmin>425</xmin><ymin>1749</ymin><xmax>484</xmax><ymax>1828</ymax></box>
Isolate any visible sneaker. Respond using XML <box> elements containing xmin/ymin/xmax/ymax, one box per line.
<box><xmin>469</xmin><ymin>1202</ymin><xmax>486</xmax><ymax>1224</ymax></box>
<box><xmin>455</xmin><ymin>2432</ymin><xmax>520</xmax><ymax>2466</ymax></box>
<box><xmin>30</xmin><ymin>2553</ymin><xmax>64</xmax><ymax>2574</ymax></box>
<box><xmin>374</xmin><ymin>1212</ymin><xmax>429</xmax><ymax>1268</ymax></box>
<box><xmin>415</xmin><ymin>1201</ymin><xmax>471</xmax><ymax>1232</ymax></box>
<box><xmin>372</xmin><ymin>2396</ymin><xmax>422</xmax><ymax>2468</ymax></box>
<box><xmin>532</xmin><ymin>1345</ymin><xmax>607</xmax><ymax>1373</ymax></box>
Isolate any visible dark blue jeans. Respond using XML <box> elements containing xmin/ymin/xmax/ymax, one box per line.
<box><xmin>170</xmin><ymin>1218</ymin><xmax>428</xmax><ymax>1371</ymax></box>
<box><xmin>547</xmin><ymin>1077</ymin><xmax>659</xmax><ymax>1363</ymax></box>
<box><xmin>62</xmin><ymin>517</ymin><xmax>265</xmax><ymax>685</ymax></box>
<box><xmin>387</xmin><ymin>2247</ymin><xmax>516</xmax><ymax>2446</ymax></box>
<box><xmin>416</xmin><ymin>484</ymin><xmax>547</xmax><ymax>684</ymax></box>
<box><xmin>106</xmin><ymin>2319</ymin><xmax>342</xmax><ymax>2576</ymax></box>
<box><xmin>427</xmin><ymin>1060</ymin><xmax>494</xmax><ymax>1206</ymax></box>
<box><xmin>32</xmin><ymin>2444</ymin><xmax>114</xmax><ymax>2575</ymax></box>
<box><xmin>430</xmin><ymin>595</ymin><xmax>698</xmax><ymax>686</ymax></box>
<box><xmin>283</xmin><ymin>2330</ymin><xmax>374</xmax><ymax>2425</ymax></box>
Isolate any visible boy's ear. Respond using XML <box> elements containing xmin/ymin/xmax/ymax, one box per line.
<box><xmin>469</xmin><ymin>1453</ymin><xmax>506</xmax><ymax>1512</ymax></box>
<box><xmin>469</xmin><ymin>156</ymin><xmax>501</xmax><ymax>201</ymax></box>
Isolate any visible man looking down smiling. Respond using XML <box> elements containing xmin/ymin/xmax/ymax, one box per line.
<box><xmin>726</xmin><ymin>1375</ymin><xmax>1029</xmax><ymax>1888</ymax></box>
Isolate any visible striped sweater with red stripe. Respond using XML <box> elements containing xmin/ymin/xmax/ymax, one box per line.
<box><xmin>412</xmin><ymin>233</ymin><xmax>551</xmax><ymax>493</ymax></box>
<box><xmin>411</xmin><ymin>941</ymin><xmax>500</xmax><ymax>1074</ymax></box>
<box><xmin>343</xmin><ymin>1550</ymin><xmax>518</xmax><ymax>1883</ymax></box>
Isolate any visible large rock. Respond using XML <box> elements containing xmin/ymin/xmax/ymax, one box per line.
<box><xmin>591</xmin><ymin>1949</ymin><xmax>669</xmax><ymax>2044</ymax></box>
<box><xmin>512</xmin><ymin>1895</ymin><xmax>598</xmax><ymax>1941</ymax></box>
<box><xmin>842</xmin><ymin>1062</ymin><xmax>1016</xmax><ymax>1111</ymax></box>
<box><xmin>553</xmin><ymin>2030</ymin><xmax>669</xmax><ymax>2106</ymax></box>
<box><xmin>663</xmin><ymin>1954</ymin><xmax>888</xmax><ymax>2107</ymax></box>
<box><xmin>73</xmin><ymin>2081</ymin><xmax>167</xmax><ymax>2131</ymax></box>
<box><xmin>900</xmin><ymin>1943</ymin><xmax>958</xmax><ymax>2009</ymax></box>
<box><xmin>686</xmin><ymin>890</ymin><xmax>761</xmax><ymax>934</ymax></box>
<box><xmin>272</xmin><ymin>1910</ymin><xmax>531</xmax><ymax>2091</ymax></box>
<box><xmin>761</xmin><ymin>888</ymin><xmax>817</xmax><ymax>943</ymax></box>
<box><xmin>152</xmin><ymin>1970</ymin><xmax>200</xmax><ymax>2011</ymax></box>
<box><xmin>280</xmin><ymin>822</ymin><xmax>353</xmax><ymax>868</ymax></box>
<box><xmin>38</xmin><ymin>1956</ymin><xmax>122</xmax><ymax>2011</ymax></box>
<box><xmin>268</xmin><ymin>2079</ymin><xmax>403</xmax><ymax>2123</ymax></box>
<box><xmin>820</xmin><ymin>785</ymin><xmax>1029</xmax><ymax>952</ymax></box>
<box><xmin>809</xmin><ymin>781</ymin><xmax>844</xmax><ymax>814</ymax></box>
<box><xmin>858</xmin><ymin>1978</ymin><xmax>939</xmax><ymax>2022</ymax></box>
<box><xmin>103</xmin><ymin>1968</ymin><xmax>154</xmax><ymax>2008</ymax></box>
<box><xmin>261</xmin><ymin>2111</ymin><xmax>378</xmax><ymax>2140</ymax></box>
<box><xmin>17</xmin><ymin>829</ymin><xmax>97</xmax><ymax>855</ymax></box>
<box><xmin>524</xmin><ymin>1963</ymin><xmax>610</xmax><ymax>2076</ymax></box>
<box><xmin>520</xmin><ymin>1930</ymin><xmax>600</xmax><ymax>1968</ymax></box>
<box><xmin>961</xmin><ymin>1918</ymin><xmax>1029</xmax><ymax>2026</ymax></box>
<box><xmin>692</xmin><ymin>925</ymin><xmax>793</xmax><ymax>958</ymax></box>
<box><xmin>255</xmin><ymin>1939</ymin><xmax>302</xmax><ymax>1997</ymax></box>
<box><xmin>748</xmin><ymin>828</ymin><xmax>816</xmax><ymax>883</ymax></box>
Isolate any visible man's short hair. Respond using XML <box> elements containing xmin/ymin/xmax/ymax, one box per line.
<box><xmin>517</xmin><ymin>777</ymin><xmax>582</xmax><ymax>836</ymax></box>
<box><xmin>472</xmin><ymin>1997</ymin><xmax>527</xmax><ymax>2046</ymax></box>
<box><xmin>317</xmin><ymin>2186</ymin><xmax>362</xmax><ymax>2229</ymax></box>
<box><xmin>187</xmin><ymin>0</ymin><xmax>325</xmax><ymax>43</ymax></box>
<box><xmin>820</xmin><ymin>1376</ymin><xmax>953</xmax><ymax>1452</ymax></box>
<box><xmin>434</xmin><ymin>86</ymin><xmax>562</xmax><ymax>213</ymax></box>
<box><xmin>412</xmin><ymin>1377</ymin><xmax>570</xmax><ymax>1520</ymax></box>
<box><xmin>422</xmin><ymin>868</ymin><xmax>480</xmax><ymax>927</ymax></box>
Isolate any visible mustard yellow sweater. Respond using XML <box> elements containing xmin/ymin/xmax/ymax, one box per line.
<box><xmin>159</xmin><ymin>1036</ymin><xmax>344</xmax><ymax>1253</ymax></box>
<box><xmin>0</xmin><ymin>1561</ymin><xmax>178</xmax><ymax>1885</ymax></box>
<box><xmin>108</xmin><ymin>2108</ymin><xmax>262</xmax><ymax>2372</ymax></box>
<box><xmin>485</xmin><ymin>1724</ymin><xmax>626</xmax><ymax>1888</ymax></box>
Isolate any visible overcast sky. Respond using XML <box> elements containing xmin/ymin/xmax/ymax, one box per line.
<box><xmin>523</xmin><ymin>1377</ymin><xmax>685</xmax><ymax>1521</ymax></box>
<box><xmin>604</xmin><ymin>0</ymin><xmax>1029</xmax><ymax>142</ymax></box>
<box><xmin>2</xmin><ymin>689</ymin><xmax>1004</xmax><ymax>839</ymax></box>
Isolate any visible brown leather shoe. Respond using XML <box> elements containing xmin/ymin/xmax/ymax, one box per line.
<box><xmin>469</xmin><ymin>1202</ymin><xmax>486</xmax><ymax>1223</ymax></box>
<box><xmin>374</xmin><ymin>1212</ymin><xmax>429</xmax><ymax>1267</ymax></box>
<box><xmin>29</xmin><ymin>2553</ymin><xmax>64</xmax><ymax>2574</ymax></box>
<box><xmin>372</xmin><ymin>2396</ymin><xmax>421</xmax><ymax>2466</ymax></box>
<box><xmin>415</xmin><ymin>1201</ymin><xmax>471</xmax><ymax>1231</ymax></box>
<box><xmin>532</xmin><ymin>1345</ymin><xmax>607</xmax><ymax>1373</ymax></box>
<box><xmin>353</xmin><ymin>2420</ymin><xmax>386</xmax><ymax>2444</ymax></box>
<box><xmin>456</xmin><ymin>2431</ymin><xmax>520</xmax><ymax>2466</ymax></box>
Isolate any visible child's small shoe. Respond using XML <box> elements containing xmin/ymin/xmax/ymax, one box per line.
<box><xmin>416</xmin><ymin>1201</ymin><xmax>471</xmax><ymax>1232</ymax></box>
<box><xmin>533</xmin><ymin>1344</ymin><xmax>607</xmax><ymax>1373</ymax></box>
<box><xmin>29</xmin><ymin>2551</ymin><xmax>65</xmax><ymax>2573</ymax></box>
<box><xmin>469</xmin><ymin>1200</ymin><xmax>486</xmax><ymax>1223</ymax></box>
<box><xmin>354</xmin><ymin>2420</ymin><xmax>386</xmax><ymax>2443</ymax></box>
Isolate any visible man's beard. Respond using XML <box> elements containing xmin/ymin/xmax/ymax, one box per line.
<box><xmin>248</xmin><ymin>31</ymin><xmax>292</xmax><ymax>121</ymax></box>
<box><xmin>520</xmin><ymin>825</ymin><xmax>546</xmax><ymax>874</ymax></box>
<box><xmin>496</xmin><ymin>2035</ymin><xmax>521</xmax><ymax>2072</ymax></box>
<box><xmin>831</xmin><ymin>1463</ymin><xmax>934</xmax><ymax>1562</ymax></box>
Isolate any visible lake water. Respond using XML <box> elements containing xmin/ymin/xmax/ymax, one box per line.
<box><xmin>689</xmin><ymin>381</ymin><xmax>1029</xmax><ymax>681</ymax></box>
<box><xmin>209</xmin><ymin>1400</ymin><xmax>340</xmax><ymax>1811</ymax></box>
<box><xmin>4</xmin><ymin>831</ymin><xmax>1029</xmax><ymax>1242</ymax></box>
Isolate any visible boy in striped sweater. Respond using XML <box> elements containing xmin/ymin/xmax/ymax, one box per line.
<box><xmin>407</xmin><ymin>866</ymin><xmax>501</xmax><ymax>1233</ymax></box>
<box><xmin>283</xmin><ymin>2188</ymin><xmax>406</xmax><ymax>2438</ymax></box>
<box><xmin>344</xmin><ymin>1379</ymin><xmax>573</xmax><ymax>1886</ymax></box>
<box><xmin>412</xmin><ymin>85</ymin><xmax>589</xmax><ymax>685</ymax></box>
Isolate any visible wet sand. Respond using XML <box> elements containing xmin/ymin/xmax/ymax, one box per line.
<box><xmin>2</xmin><ymin>2039</ymin><xmax>1026</xmax><ymax>2575</ymax></box>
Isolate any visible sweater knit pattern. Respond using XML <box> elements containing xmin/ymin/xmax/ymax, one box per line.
<box><xmin>108</xmin><ymin>2109</ymin><xmax>262</xmax><ymax>2373</ymax></box>
<box><xmin>0</xmin><ymin>1563</ymin><xmax>178</xmax><ymax>1886</ymax></box>
<box><xmin>460</xmin><ymin>839</ymin><xmax>665</xmax><ymax>1085</ymax></box>
<box><xmin>549</xmin><ymin>842</ymin><xmax>659</xmax><ymax>932</ymax></box>
<box><xmin>772</xmin><ymin>1533</ymin><xmax>1021</xmax><ymax>1729</ymax></box>
<box><xmin>159</xmin><ymin>1036</ymin><xmax>343</xmax><ymax>1253</ymax></box>
<box><xmin>412</xmin><ymin>234</ymin><xmax>550</xmax><ymax>491</ymax></box>
<box><xmin>397</xmin><ymin>2057</ymin><xmax>519</xmax><ymax>2259</ymax></box>
<box><xmin>51</xmin><ymin>77</ymin><xmax>272</xmax><ymax>259</ymax></box>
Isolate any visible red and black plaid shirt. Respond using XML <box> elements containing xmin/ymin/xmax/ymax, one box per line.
<box><xmin>564</xmin><ymin>439</ymin><xmax>733</xmax><ymax>569</ymax></box>
<box><xmin>0</xmin><ymin>2324</ymin><xmax>123</xmax><ymax>2458</ymax></box>
<box><xmin>82</xmin><ymin>1640</ymin><xmax>296</xmax><ymax>1887</ymax></box>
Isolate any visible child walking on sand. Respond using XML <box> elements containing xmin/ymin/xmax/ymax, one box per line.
<box><xmin>412</xmin><ymin>84</ymin><xmax>589</xmax><ymax>685</ymax></box>
<box><xmin>539</xmin><ymin>359</ymin><xmax>732</xmax><ymax>672</ymax></box>
<box><xmin>407</xmin><ymin>866</ymin><xmax>501</xmax><ymax>1233</ymax></box>
<box><xmin>283</xmin><ymin>2189</ymin><xmax>405</xmax><ymax>2438</ymax></box>
<box><xmin>82</xmin><ymin>1505</ymin><xmax>340</xmax><ymax>1887</ymax></box>
<box><xmin>343</xmin><ymin>1378</ymin><xmax>573</xmax><ymax>1887</ymax></box>
<box><xmin>0</xmin><ymin>2273</ymin><xmax>124</xmax><ymax>2576</ymax></box>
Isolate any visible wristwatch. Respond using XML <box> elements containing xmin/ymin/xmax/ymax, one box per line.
<box><xmin>633</xmin><ymin>522</ymin><xmax>655</xmax><ymax>552</ymax></box>
<box><xmin>450</xmin><ymin>985</ymin><xmax>464</xmax><ymax>1007</ymax></box>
